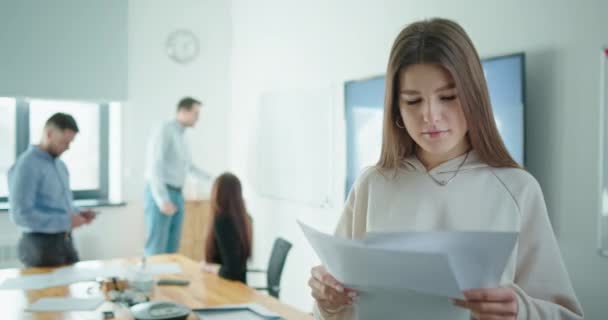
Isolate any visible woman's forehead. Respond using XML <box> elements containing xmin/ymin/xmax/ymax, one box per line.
<box><xmin>398</xmin><ymin>64</ymin><xmax>455</xmax><ymax>91</ymax></box>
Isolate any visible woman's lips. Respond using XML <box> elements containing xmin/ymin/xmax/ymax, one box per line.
<box><xmin>422</xmin><ymin>129</ymin><xmax>449</xmax><ymax>138</ymax></box>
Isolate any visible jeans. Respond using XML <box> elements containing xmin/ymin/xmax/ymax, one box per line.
<box><xmin>144</xmin><ymin>184</ymin><xmax>185</xmax><ymax>255</ymax></box>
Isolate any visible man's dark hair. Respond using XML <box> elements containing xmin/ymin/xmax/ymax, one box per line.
<box><xmin>45</xmin><ymin>112</ymin><xmax>79</xmax><ymax>133</ymax></box>
<box><xmin>177</xmin><ymin>97</ymin><xmax>202</xmax><ymax>111</ymax></box>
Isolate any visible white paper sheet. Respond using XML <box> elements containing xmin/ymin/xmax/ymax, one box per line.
<box><xmin>353</xmin><ymin>288</ymin><xmax>469</xmax><ymax>319</ymax></box>
<box><xmin>25</xmin><ymin>297</ymin><xmax>105</xmax><ymax>312</ymax></box>
<box><xmin>299</xmin><ymin>221</ymin><xmax>463</xmax><ymax>298</ymax></box>
<box><xmin>298</xmin><ymin>221</ymin><xmax>518</xmax><ymax>319</ymax></box>
<box><xmin>0</xmin><ymin>273</ymin><xmax>59</xmax><ymax>290</ymax></box>
<box><xmin>142</xmin><ymin>263</ymin><xmax>182</xmax><ymax>275</ymax></box>
<box><xmin>364</xmin><ymin>231</ymin><xmax>518</xmax><ymax>290</ymax></box>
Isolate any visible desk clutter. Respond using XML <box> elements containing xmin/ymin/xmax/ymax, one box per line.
<box><xmin>19</xmin><ymin>273</ymin><xmax>195</xmax><ymax>317</ymax></box>
<box><xmin>12</xmin><ymin>262</ymin><xmax>284</xmax><ymax>319</ymax></box>
<box><xmin>1</xmin><ymin>259</ymin><xmax>185</xmax><ymax>314</ymax></box>
<box><xmin>0</xmin><ymin>260</ymin><xmax>182</xmax><ymax>291</ymax></box>
<box><xmin>0</xmin><ymin>255</ymin><xmax>308</xmax><ymax>320</ymax></box>
<box><xmin>99</xmin><ymin>276</ymin><xmax>191</xmax><ymax>306</ymax></box>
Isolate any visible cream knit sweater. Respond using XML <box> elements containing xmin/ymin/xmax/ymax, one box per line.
<box><xmin>314</xmin><ymin>151</ymin><xmax>583</xmax><ymax>320</ymax></box>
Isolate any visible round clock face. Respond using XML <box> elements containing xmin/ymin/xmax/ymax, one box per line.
<box><xmin>166</xmin><ymin>29</ymin><xmax>200</xmax><ymax>64</ymax></box>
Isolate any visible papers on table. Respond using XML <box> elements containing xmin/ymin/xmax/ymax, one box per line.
<box><xmin>25</xmin><ymin>297</ymin><xmax>105</xmax><ymax>312</ymax></box>
<box><xmin>193</xmin><ymin>303</ymin><xmax>281</xmax><ymax>320</ymax></box>
<box><xmin>0</xmin><ymin>262</ymin><xmax>182</xmax><ymax>291</ymax></box>
<box><xmin>141</xmin><ymin>263</ymin><xmax>182</xmax><ymax>275</ymax></box>
<box><xmin>0</xmin><ymin>273</ymin><xmax>63</xmax><ymax>290</ymax></box>
<box><xmin>298</xmin><ymin>221</ymin><xmax>518</xmax><ymax>320</ymax></box>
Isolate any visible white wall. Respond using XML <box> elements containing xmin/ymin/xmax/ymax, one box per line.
<box><xmin>229</xmin><ymin>0</ymin><xmax>608</xmax><ymax>317</ymax></box>
<box><xmin>0</xmin><ymin>0</ymin><xmax>232</xmax><ymax>269</ymax></box>
<box><xmin>0</xmin><ymin>0</ymin><xmax>128</xmax><ymax>101</ymax></box>
<box><xmin>74</xmin><ymin>0</ymin><xmax>232</xmax><ymax>259</ymax></box>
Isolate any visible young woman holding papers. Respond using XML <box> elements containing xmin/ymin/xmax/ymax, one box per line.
<box><xmin>308</xmin><ymin>18</ymin><xmax>583</xmax><ymax>320</ymax></box>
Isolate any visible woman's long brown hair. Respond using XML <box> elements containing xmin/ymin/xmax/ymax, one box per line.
<box><xmin>377</xmin><ymin>18</ymin><xmax>519</xmax><ymax>169</ymax></box>
<box><xmin>205</xmin><ymin>172</ymin><xmax>252</xmax><ymax>262</ymax></box>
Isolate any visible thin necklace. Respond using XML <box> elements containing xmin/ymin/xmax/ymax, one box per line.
<box><xmin>426</xmin><ymin>151</ymin><xmax>470</xmax><ymax>186</ymax></box>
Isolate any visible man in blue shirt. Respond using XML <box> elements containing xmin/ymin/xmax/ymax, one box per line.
<box><xmin>144</xmin><ymin>97</ymin><xmax>211</xmax><ymax>255</ymax></box>
<box><xmin>8</xmin><ymin>113</ymin><xmax>96</xmax><ymax>267</ymax></box>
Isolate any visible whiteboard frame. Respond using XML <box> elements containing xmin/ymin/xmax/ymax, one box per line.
<box><xmin>598</xmin><ymin>47</ymin><xmax>608</xmax><ymax>257</ymax></box>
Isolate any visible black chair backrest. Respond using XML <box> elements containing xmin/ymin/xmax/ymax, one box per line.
<box><xmin>266</xmin><ymin>237</ymin><xmax>292</xmax><ymax>298</ymax></box>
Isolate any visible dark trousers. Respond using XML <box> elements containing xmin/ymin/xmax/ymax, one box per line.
<box><xmin>18</xmin><ymin>232</ymin><xmax>79</xmax><ymax>267</ymax></box>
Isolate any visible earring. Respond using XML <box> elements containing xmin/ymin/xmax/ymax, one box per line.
<box><xmin>395</xmin><ymin>118</ymin><xmax>405</xmax><ymax>129</ymax></box>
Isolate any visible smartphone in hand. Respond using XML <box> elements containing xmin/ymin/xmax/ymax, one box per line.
<box><xmin>81</xmin><ymin>210</ymin><xmax>100</xmax><ymax>220</ymax></box>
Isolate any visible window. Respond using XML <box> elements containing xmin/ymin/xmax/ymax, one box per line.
<box><xmin>1</xmin><ymin>97</ymin><xmax>112</xmax><ymax>203</ymax></box>
<box><xmin>29</xmin><ymin>100</ymin><xmax>101</xmax><ymax>191</ymax></box>
<box><xmin>0</xmin><ymin>98</ymin><xmax>17</xmax><ymax>199</ymax></box>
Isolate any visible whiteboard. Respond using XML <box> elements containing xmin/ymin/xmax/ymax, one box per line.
<box><xmin>251</xmin><ymin>89</ymin><xmax>334</xmax><ymax>207</ymax></box>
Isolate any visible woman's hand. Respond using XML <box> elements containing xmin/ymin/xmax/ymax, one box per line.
<box><xmin>308</xmin><ymin>265</ymin><xmax>358</xmax><ymax>313</ymax></box>
<box><xmin>452</xmin><ymin>287</ymin><xmax>518</xmax><ymax>320</ymax></box>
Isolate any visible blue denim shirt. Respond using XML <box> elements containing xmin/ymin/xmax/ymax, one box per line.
<box><xmin>7</xmin><ymin>145</ymin><xmax>78</xmax><ymax>233</ymax></box>
<box><xmin>144</xmin><ymin>120</ymin><xmax>211</xmax><ymax>206</ymax></box>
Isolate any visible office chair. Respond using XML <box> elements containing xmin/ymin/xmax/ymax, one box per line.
<box><xmin>248</xmin><ymin>237</ymin><xmax>292</xmax><ymax>298</ymax></box>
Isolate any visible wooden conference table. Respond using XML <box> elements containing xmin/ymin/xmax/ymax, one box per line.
<box><xmin>0</xmin><ymin>254</ymin><xmax>313</xmax><ymax>320</ymax></box>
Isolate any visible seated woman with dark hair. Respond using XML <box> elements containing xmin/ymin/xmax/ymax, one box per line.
<box><xmin>201</xmin><ymin>172</ymin><xmax>252</xmax><ymax>283</ymax></box>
